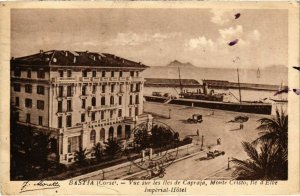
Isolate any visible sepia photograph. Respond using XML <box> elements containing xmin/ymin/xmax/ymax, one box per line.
<box><xmin>1</xmin><ymin>1</ymin><xmax>299</xmax><ymax>195</ymax></box>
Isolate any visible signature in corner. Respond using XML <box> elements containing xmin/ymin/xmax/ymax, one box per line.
<box><xmin>20</xmin><ymin>181</ymin><xmax>60</xmax><ymax>193</ymax></box>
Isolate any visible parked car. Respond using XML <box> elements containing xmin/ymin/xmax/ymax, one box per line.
<box><xmin>207</xmin><ymin>150</ymin><xmax>225</xmax><ymax>159</ymax></box>
<box><xmin>187</xmin><ymin>114</ymin><xmax>203</xmax><ymax>123</ymax></box>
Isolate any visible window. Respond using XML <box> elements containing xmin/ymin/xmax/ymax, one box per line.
<box><xmin>81</xmin><ymin>99</ymin><xmax>86</xmax><ymax>109</ymax></box>
<box><xmin>14</xmin><ymin>69</ymin><xmax>21</xmax><ymax>77</ymax></box>
<box><xmin>136</xmin><ymin>83</ymin><xmax>140</xmax><ymax>92</ymax></box>
<box><xmin>59</xmin><ymin>70</ymin><xmax>64</xmax><ymax>77</ymax></box>
<box><xmin>68</xmin><ymin>136</ymin><xmax>80</xmax><ymax>153</ymax></box>
<box><xmin>67</xmin><ymin>70</ymin><xmax>72</xmax><ymax>77</ymax></box>
<box><xmin>67</xmin><ymin>86</ymin><xmax>72</xmax><ymax>97</ymax></box>
<box><xmin>81</xmin><ymin>113</ymin><xmax>85</xmax><ymax>122</ymax></box>
<box><xmin>37</xmin><ymin>85</ymin><xmax>45</xmax><ymax>95</ymax></box>
<box><xmin>37</xmin><ymin>70</ymin><xmax>45</xmax><ymax>78</ymax></box>
<box><xmin>130</xmin><ymin>84</ymin><xmax>134</xmax><ymax>92</ymax></box>
<box><xmin>25</xmin><ymin>98</ymin><xmax>32</xmax><ymax>108</ymax></box>
<box><xmin>15</xmin><ymin>97</ymin><xmax>19</xmax><ymax>106</ymax></box>
<box><xmin>135</xmin><ymin>107</ymin><xmax>139</xmax><ymax>116</ymax></box>
<box><xmin>26</xmin><ymin>113</ymin><xmax>30</xmax><ymax>123</ymax></box>
<box><xmin>82</xmin><ymin>85</ymin><xmax>86</xmax><ymax>96</ymax></box>
<box><xmin>58</xmin><ymin>116</ymin><xmax>62</xmax><ymax>128</ymax></box>
<box><xmin>13</xmin><ymin>83</ymin><xmax>21</xmax><ymax>92</ymax></box>
<box><xmin>129</xmin><ymin>96</ymin><xmax>133</xmax><ymax>105</ymax></box>
<box><xmin>109</xmin><ymin>127</ymin><xmax>114</xmax><ymax>139</ymax></box>
<box><xmin>38</xmin><ymin>116</ymin><xmax>43</xmax><ymax>126</ymax></box>
<box><xmin>82</xmin><ymin>70</ymin><xmax>87</xmax><ymax>77</ymax></box>
<box><xmin>90</xmin><ymin>130</ymin><xmax>96</xmax><ymax>145</ymax></box>
<box><xmin>120</xmin><ymin>84</ymin><xmax>124</xmax><ymax>93</ymax></box>
<box><xmin>111</xmin><ymin>71</ymin><xmax>114</xmax><ymax>77</ymax></box>
<box><xmin>136</xmin><ymin>95</ymin><xmax>139</xmax><ymax>104</ymax></box>
<box><xmin>92</xmin><ymin>71</ymin><xmax>96</xmax><ymax>77</ymax></box>
<box><xmin>100</xmin><ymin>128</ymin><xmax>105</xmax><ymax>141</ymax></box>
<box><xmin>102</xmin><ymin>71</ymin><xmax>106</xmax><ymax>77</ymax></box>
<box><xmin>129</xmin><ymin>108</ymin><xmax>132</xmax><ymax>117</ymax></box>
<box><xmin>110</xmin><ymin>96</ymin><xmax>114</xmax><ymax>105</ymax></box>
<box><xmin>110</xmin><ymin>110</ymin><xmax>113</xmax><ymax>118</ymax></box>
<box><xmin>91</xmin><ymin>97</ymin><xmax>96</xmax><ymax>106</ymax></box>
<box><xmin>119</xmin><ymin>71</ymin><xmax>123</xmax><ymax>77</ymax></box>
<box><xmin>118</xmin><ymin>109</ymin><xmax>122</xmax><ymax>117</ymax></box>
<box><xmin>130</xmin><ymin>71</ymin><xmax>134</xmax><ymax>77</ymax></box>
<box><xmin>25</xmin><ymin>84</ymin><xmax>32</xmax><ymax>93</ymax></box>
<box><xmin>119</xmin><ymin>96</ymin><xmax>122</xmax><ymax>105</ymax></box>
<box><xmin>66</xmin><ymin>115</ymin><xmax>72</xmax><ymax>127</ymax></box>
<box><xmin>117</xmin><ymin>125</ymin><xmax>122</xmax><ymax>140</ymax></box>
<box><xmin>58</xmin><ymin>101</ymin><xmax>63</xmax><ymax>112</ymax></box>
<box><xmin>67</xmin><ymin>100</ymin><xmax>72</xmax><ymax>112</ymax></box>
<box><xmin>27</xmin><ymin>70</ymin><xmax>31</xmax><ymax>78</ymax></box>
<box><xmin>58</xmin><ymin>86</ymin><xmax>64</xmax><ymax>97</ymax></box>
<box><xmin>101</xmin><ymin>97</ymin><xmax>105</xmax><ymax>106</ymax></box>
<box><xmin>111</xmin><ymin>84</ymin><xmax>115</xmax><ymax>93</ymax></box>
<box><xmin>37</xmin><ymin>100</ymin><xmax>44</xmax><ymax>110</ymax></box>
<box><xmin>92</xmin><ymin>85</ymin><xmax>96</xmax><ymax>94</ymax></box>
<box><xmin>102</xmin><ymin>85</ymin><xmax>105</xmax><ymax>93</ymax></box>
<box><xmin>136</xmin><ymin>71</ymin><xmax>139</xmax><ymax>77</ymax></box>
<box><xmin>101</xmin><ymin>111</ymin><xmax>104</xmax><ymax>120</ymax></box>
<box><xmin>91</xmin><ymin>112</ymin><xmax>95</xmax><ymax>121</ymax></box>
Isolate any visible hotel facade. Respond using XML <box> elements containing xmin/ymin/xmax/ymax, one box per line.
<box><xmin>11</xmin><ymin>50</ymin><xmax>151</xmax><ymax>164</ymax></box>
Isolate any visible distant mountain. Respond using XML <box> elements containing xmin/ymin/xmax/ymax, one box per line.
<box><xmin>167</xmin><ymin>60</ymin><xmax>196</xmax><ymax>68</ymax></box>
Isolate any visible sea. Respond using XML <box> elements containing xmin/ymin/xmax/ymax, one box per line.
<box><xmin>141</xmin><ymin>66</ymin><xmax>288</xmax><ymax>115</ymax></box>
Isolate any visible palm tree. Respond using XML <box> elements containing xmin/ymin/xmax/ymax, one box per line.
<box><xmin>253</xmin><ymin>108</ymin><xmax>288</xmax><ymax>149</ymax></box>
<box><xmin>232</xmin><ymin>141</ymin><xmax>287</xmax><ymax>180</ymax></box>
<box><xmin>93</xmin><ymin>142</ymin><xmax>104</xmax><ymax>162</ymax></box>
<box><xmin>104</xmin><ymin>138</ymin><xmax>121</xmax><ymax>159</ymax></box>
<box><xmin>74</xmin><ymin>147</ymin><xmax>89</xmax><ymax>166</ymax></box>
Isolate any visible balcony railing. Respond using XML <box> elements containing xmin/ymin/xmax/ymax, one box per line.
<box><xmin>52</xmin><ymin>77</ymin><xmax>76</xmax><ymax>83</ymax></box>
<box><xmin>80</xmin><ymin>77</ymin><xmax>91</xmax><ymax>82</ymax></box>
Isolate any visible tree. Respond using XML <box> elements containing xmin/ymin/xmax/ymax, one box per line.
<box><xmin>231</xmin><ymin>141</ymin><xmax>287</xmax><ymax>180</ymax></box>
<box><xmin>151</xmin><ymin>125</ymin><xmax>174</xmax><ymax>148</ymax></box>
<box><xmin>253</xmin><ymin>108</ymin><xmax>288</xmax><ymax>149</ymax></box>
<box><xmin>74</xmin><ymin>147</ymin><xmax>89</xmax><ymax>166</ymax></box>
<box><xmin>133</xmin><ymin>127</ymin><xmax>149</xmax><ymax>150</ymax></box>
<box><xmin>93</xmin><ymin>142</ymin><xmax>104</xmax><ymax>162</ymax></box>
<box><xmin>104</xmin><ymin>138</ymin><xmax>121</xmax><ymax>159</ymax></box>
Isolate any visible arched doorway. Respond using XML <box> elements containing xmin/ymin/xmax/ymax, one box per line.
<box><xmin>100</xmin><ymin>128</ymin><xmax>105</xmax><ymax>141</ymax></box>
<box><xmin>90</xmin><ymin>130</ymin><xmax>96</xmax><ymax>146</ymax></box>
<box><xmin>109</xmin><ymin>126</ymin><xmax>114</xmax><ymax>140</ymax></box>
<box><xmin>117</xmin><ymin>125</ymin><xmax>122</xmax><ymax>140</ymax></box>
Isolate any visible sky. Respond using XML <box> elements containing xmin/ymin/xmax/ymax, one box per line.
<box><xmin>11</xmin><ymin>9</ymin><xmax>288</xmax><ymax>68</ymax></box>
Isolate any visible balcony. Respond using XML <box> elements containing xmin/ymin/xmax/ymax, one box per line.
<box><xmin>101</xmin><ymin>77</ymin><xmax>109</xmax><ymax>82</ymax></box>
<box><xmin>120</xmin><ymin>77</ymin><xmax>127</xmax><ymax>81</ymax></box>
<box><xmin>87</xmin><ymin>104</ymin><xmax>120</xmax><ymax>111</ymax></box>
<box><xmin>92</xmin><ymin>77</ymin><xmax>100</xmax><ymax>82</ymax></box>
<box><xmin>80</xmin><ymin>77</ymin><xmax>91</xmax><ymax>82</ymax></box>
<box><xmin>52</xmin><ymin>77</ymin><xmax>76</xmax><ymax>83</ymax></box>
<box><xmin>127</xmin><ymin>76</ymin><xmax>143</xmax><ymax>82</ymax></box>
<box><xmin>110</xmin><ymin>77</ymin><xmax>118</xmax><ymax>82</ymax></box>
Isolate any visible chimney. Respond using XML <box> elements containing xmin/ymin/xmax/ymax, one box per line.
<box><xmin>40</xmin><ymin>50</ymin><xmax>44</xmax><ymax>54</ymax></box>
<box><xmin>73</xmin><ymin>57</ymin><xmax>77</xmax><ymax>63</ymax></box>
<box><xmin>65</xmin><ymin>51</ymin><xmax>68</xmax><ymax>56</ymax></box>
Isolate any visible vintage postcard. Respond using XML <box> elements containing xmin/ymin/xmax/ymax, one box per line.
<box><xmin>0</xmin><ymin>1</ymin><xmax>299</xmax><ymax>195</ymax></box>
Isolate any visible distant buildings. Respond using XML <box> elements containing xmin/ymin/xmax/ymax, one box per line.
<box><xmin>10</xmin><ymin>50</ymin><xmax>151</xmax><ymax>164</ymax></box>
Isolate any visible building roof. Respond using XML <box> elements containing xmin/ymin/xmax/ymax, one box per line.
<box><xmin>145</xmin><ymin>78</ymin><xmax>200</xmax><ymax>86</ymax></box>
<box><xmin>11</xmin><ymin>50</ymin><xmax>148</xmax><ymax>69</ymax></box>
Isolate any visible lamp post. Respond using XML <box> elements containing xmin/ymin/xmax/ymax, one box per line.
<box><xmin>168</xmin><ymin>109</ymin><xmax>172</xmax><ymax>119</ymax></box>
<box><xmin>200</xmin><ymin>135</ymin><xmax>204</xmax><ymax>150</ymax></box>
<box><xmin>227</xmin><ymin>157</ymin><xmax>231</xmax><ymax>170</ymax></box>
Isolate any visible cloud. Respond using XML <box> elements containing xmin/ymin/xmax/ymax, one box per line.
<box><xmin>109</xmin><ymin>32</ymin><xmax>179</xmax><ymax>46</ymax></box>
<box><xmin>186</xmin><ymin>36</ymin><xmax>214</xmax><ymax>50</ymax></box>
<box><xmin>210</xmin><ymin>9</ymin><xmax>234</xmax><ymax>26</ymax></box>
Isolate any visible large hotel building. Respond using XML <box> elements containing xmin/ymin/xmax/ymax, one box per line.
<box><xmin>11</xmin><ymin>50</ymin><xmax>151</xmax><ymax>164</ymax></box>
